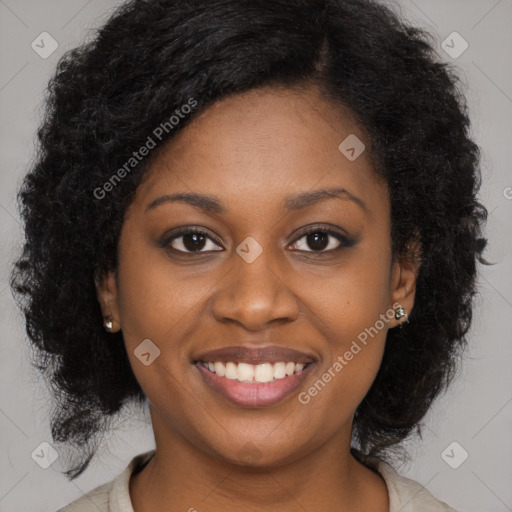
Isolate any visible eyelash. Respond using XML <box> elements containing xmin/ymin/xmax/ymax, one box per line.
<box><xmin>160</xmin><ymin>224</ymin><xmax>354</xmax><ymax>256</ymax></box>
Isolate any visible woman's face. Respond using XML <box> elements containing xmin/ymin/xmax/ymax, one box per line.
<box><xmin>98</xmin><ymin>85</ymin><xmax>418</xmax><ymax>467</ymax></box>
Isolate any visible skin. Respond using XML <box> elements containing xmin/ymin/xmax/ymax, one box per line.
<box><xmin>97</xmin><ymin>84</ymin><xmax>419</xmax><ymax>512</ymax></box>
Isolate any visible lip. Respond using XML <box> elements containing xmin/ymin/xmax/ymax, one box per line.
<box><xmin>195</xmin><ymin>361</ymin><xmax>315</xmax><ymax>408</ymax></box>
<box><xmin>193</xmin><ymin>345</ymin><xmax>316</xmax><ymax>365</ymax></box>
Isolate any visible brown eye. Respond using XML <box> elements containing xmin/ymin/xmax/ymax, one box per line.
<box><xmin>305</xmin><ymin>231</ymin><xmax>329</xmax><ymax>251</ymax></box>
<box><xmin>289</xmin><ymin>225</ymin><xmax>354</xmax><ymax>253</ymax></box>
<box><xmin>161</xmin><ymin>228</ymin><xmax>223</xmax><ymax>254</ymax></box>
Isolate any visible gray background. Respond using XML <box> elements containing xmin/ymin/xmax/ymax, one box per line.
<box><xmin>1</xmin><ymin>1</ymin><xmax>511</xmax><ymax>511</ymax></box>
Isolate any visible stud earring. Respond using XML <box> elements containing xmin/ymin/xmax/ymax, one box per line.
<box><xmin>394</xmin><ymin>305</ymin><xmax>408</xmax><ymax>324</ymax></box>
<box><xmin>103</xmin><ymin>314</ymin><xmax>114</xmax><ymax>332</ymax></box>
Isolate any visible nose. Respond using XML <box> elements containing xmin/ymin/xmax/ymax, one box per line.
<box><xmin>211</xmin><ymin>245</ymin><xmax>301</xmax><ymax>331</ymax></box>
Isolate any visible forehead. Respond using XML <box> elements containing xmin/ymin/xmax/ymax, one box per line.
<box><xmin>134</xmin><ymin>85</ymin><xmax>387</xmax><ymax>218</ymax></box>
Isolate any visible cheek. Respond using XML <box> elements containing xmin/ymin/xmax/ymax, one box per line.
<box><xmin>116</xmin><ymin>229</ymin><xmax>210</xmax><ymax>347</ymax></box>
<box><xmin>299</xmin><ymin>303</ymin><xmax>389</xmax><ymax>438</ymax></box>
<box><xmin>308</xmin><ymin>239</ymin><xmax>392</xmax><ymax>346</ymax></box>
<box><xmin>300</xmin><ymin>244</ymin><xmax>392</xmax><ymax>413</ymax></box>
<box><xmin>113</xmin><ymin>231</ymin><xmax>214</xmax><ymax>407</ymax></box>
<box><xmin>115</xmin><ymin>245</ymin><xmax>202</xmax><ymax>414</ymax></box>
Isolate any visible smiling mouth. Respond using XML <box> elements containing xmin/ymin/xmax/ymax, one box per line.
<box><xmin>192</xmin><ymin>344</ymin><xmax>316</xmax><ymax>407</ymax></box>
<box><xmin>194</xmin><ymin>360</ymin><xmax>315</xmax><ymax>408</ymax></box>
<box><xmin>195</xmin><ymin>360</ymin><xmax>313</xmax><ymax>383</ymax></box>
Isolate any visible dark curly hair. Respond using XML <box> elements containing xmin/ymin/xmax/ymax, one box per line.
<box><xmin>11</xmin><ymin>0</ymin><xmax>488</xmax><ymax>479</ymax></box>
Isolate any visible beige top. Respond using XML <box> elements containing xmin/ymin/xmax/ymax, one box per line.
<box><xmin>58</xmin><ymin>450</ymin><xmax>458</xmax><ymax>511</ymax></box>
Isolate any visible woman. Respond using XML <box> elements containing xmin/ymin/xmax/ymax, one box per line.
<box><xmin>11</xmin><ymin>0</ymin><xmax>488</xmax><ymax>510</ymax></box>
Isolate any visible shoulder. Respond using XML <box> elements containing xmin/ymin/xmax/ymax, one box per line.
<box><xmin>57</xmin><ymin>450</ymin><xmax>156</xmax><ymax>512</ymax></box>
<box><xmin>357</xmin><ymin>452</ymin><xmax>460</xmax><ymax>512</ymax></box>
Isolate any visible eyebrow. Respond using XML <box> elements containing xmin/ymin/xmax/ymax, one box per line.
<box><xmin>145</xmin><ymin>187</ymin><xmax>367</xmax><ymax>215</ymax></box>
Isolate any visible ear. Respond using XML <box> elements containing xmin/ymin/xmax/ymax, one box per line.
<box><xmin>389</xmin><ymin>238</ymin><xmax>421</xmax><ymax>328</ymax></box>
<box><xmin>95</xmin><ymin>270</ymin><xmax>121</xmax><ymax>332</ymax></box>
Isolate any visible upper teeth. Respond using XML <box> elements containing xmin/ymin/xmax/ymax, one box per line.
<box><xmin>202</xmin><ymin>361</ymin><xmax>307</xmax><ymax>383</ymax></box>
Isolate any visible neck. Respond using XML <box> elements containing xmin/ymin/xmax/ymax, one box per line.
<box><xmin>129</xmin><ymin>409</ymin><xmax>389</xmax><ymax>512</ymax></box>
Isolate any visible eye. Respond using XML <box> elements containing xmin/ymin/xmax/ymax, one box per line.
<box><xmin>289</xmin><ymin>224</ymin><xmax>353</xmax><ymax>253</ymax></box>
<box><xmin>161</xmin><ymin>227</ymin><xmax>223</xmax><ymax>254</ymax></box>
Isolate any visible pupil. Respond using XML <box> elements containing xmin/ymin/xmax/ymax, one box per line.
<box><xmin>307</xmin><ymin>232</ymin><xmax>328</xmax><ymax>251</ymax></box>
<box><xmin>184</xmin><ymin>233</ymin><xmax>206</xmax><ymax>251</ymax></box>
